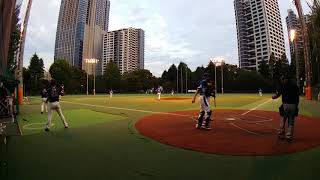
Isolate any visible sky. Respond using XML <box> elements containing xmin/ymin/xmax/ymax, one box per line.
<box><xmin>21</xmin><ymin>0</ymin><xmax>312</xmax><ymax>77</ymax></box>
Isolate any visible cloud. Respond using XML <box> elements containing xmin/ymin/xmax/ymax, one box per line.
<box><xmin>22</xmin><ymin>0</ymin><xmax>312</xmax><ymax>76</ymax></box>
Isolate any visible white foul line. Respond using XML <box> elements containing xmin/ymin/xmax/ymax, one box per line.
<box><xmin>61</xmin><ymin>101</ymin><xmax>192</xmax><ymax>118</ymax></box>
<box><xmin>241</xmin><ymin>99</ymin><xmax>273</xmax><ymax>116</ymax></box>
<box><xmin>229</xmin><ymin>123</ymin><xmax>260</xmax><ymax>135</ymax></box>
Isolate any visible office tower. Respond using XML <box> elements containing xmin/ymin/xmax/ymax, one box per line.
<box><xmin>102</xmin><ymin>28</ymin><xmax>145</xmax><ymax>75</ymax></box>
<box><xmin>234</xmin><ymin>0</ymin><xmax>286</xmax><ymax>70</ymax></box>
<box><xmin>54</xmin><ymin>0</ymin><xmax>110</xmax><ymax>75</ymax></box>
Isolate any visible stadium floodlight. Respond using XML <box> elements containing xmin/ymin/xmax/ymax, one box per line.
<box><xmin>211</xmin><ymin>57</ymin><xmax>225</xmax><ymax>94</ymax></box>
<box><xmin>290</xmin><ymin>29</ymin><xmax>296</xmax><ymax>43</ymax></box>
<box><xmin>84</xmin><ymin>58</ymin><xmax>99</xmax><ymax>95</ymax></box>
<box><xmin>290</xmin><ymin>29</ymin><xmax>301</xmax><ymax>89</ymax></box>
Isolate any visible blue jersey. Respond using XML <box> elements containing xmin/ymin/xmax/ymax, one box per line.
<box><xmin>198</xmin><ymin>80</ymin><xmax>215</xmax><ymax>97</ymax></box>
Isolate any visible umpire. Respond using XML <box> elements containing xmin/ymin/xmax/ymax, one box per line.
<box><xmin>272</xmin><ymin>75</ymin><xmax>300</xmax><ymax>142</ymax></box>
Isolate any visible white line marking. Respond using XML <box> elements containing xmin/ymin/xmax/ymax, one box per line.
<box><xmin>62</xmin><ymin>101</ymin><xmax>192</xmax><ymax>118</ymax></box>
<box><xmin>229</xmin><ymin>123</ymin><xmax>260</xmax><ymax>135</ymax></box>
<box><xmin>23</xmin><ymin>123</ymin><xmax>54</xmax><ymax>130</ymax></box>
<box><xmin>241</xmin><ymin>99</ymin><xmax>273</xmax><ymax>116</ymax></box>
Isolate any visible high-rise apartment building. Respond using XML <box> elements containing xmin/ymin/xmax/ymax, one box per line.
<box><xmin>234</xmin><ymin>0</ymin><xmax>286</xmax><ymax>70</ymax></box>
<box><xmin>54</xmin><ymin>0</ymin><xmax>110</xmax><ymax>75</ymax></box>
<box><xmin>102</xmin><ymin>28</ymin><xmax>145</xmax><ymax>75</ymax></box>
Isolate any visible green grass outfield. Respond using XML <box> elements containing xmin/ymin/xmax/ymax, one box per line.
<box><xmin>1</xmin><ymin>94</ymin><xmax>320</xmax><ymax>180</ymax></box>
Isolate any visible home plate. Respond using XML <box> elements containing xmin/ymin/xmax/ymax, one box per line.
<box><xmin>225</xmin><ymin>118</ymin><xmax>236</xmax><ymax>121</ymax></box>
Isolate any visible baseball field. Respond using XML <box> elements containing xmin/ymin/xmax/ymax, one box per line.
<box><xmin>1</xmin><ymin>93</ymin><xmax>320</xmax><ymax>180</ymax></box>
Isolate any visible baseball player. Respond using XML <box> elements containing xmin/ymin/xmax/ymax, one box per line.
<box><xmin>40</xmin><ymin>88</ymin><xmax>48</xmax><ymax>114</ymax></box>
<box><xmin>45</xmin><ymin>79</ymin><xmax>69</xmax><ymax>132</ymax></box>
<box><xmin>109</xmin><ymin>89</ymin><xmax>113</xmax><ymax>99</ymax></box>
<box><xmin>192</xmin><ymin>73</ymin><xmax>216</xmax><ymax>130</ymax></box>
<box><xmin>258</xmin><ymin>88</ymin><xmax>263</xmax><ymax>97</ymax></box>
<box><xmin>272</xmin><ymin>76</ymin><xmax>299</xmax><ymax>142</ymax></box>
<box><xmin>157</xmin><ymin>86</ymin><xmax>162</xmax><ymax>101</ymax></box>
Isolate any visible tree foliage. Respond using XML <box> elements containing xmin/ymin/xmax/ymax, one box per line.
<box><xmin>103</xmin><ymin>60</ymin><xmax>121</xmax><ymax>90</ymax></box>
<box><xmin>7</xmin><ymin>7</ymin><xmax>21</xmax><ymax>75</ymax></box>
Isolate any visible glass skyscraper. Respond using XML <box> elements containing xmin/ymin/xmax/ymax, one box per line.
<box><xmin>54</xmin><ymin>0</ymin><xmax>110</xmax><ymax>70</ymax></box>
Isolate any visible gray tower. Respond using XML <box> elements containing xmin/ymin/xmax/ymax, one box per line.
<box><xmin>234</xmin><ymin>0</ymin><xmax>286</xmax><ymax>70</ymax></box>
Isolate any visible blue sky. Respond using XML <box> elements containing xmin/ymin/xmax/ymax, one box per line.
<box><xmin>22</xmin><ymin>0</ymin><xmax>311</xmax><ymax>77</ymax></box>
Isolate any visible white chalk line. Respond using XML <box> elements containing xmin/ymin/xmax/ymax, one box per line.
<box><xmin>241</xmin><ymin>99</ymin><xmax>273</xmax><ymax>116</ymax></box>
<box><xmin>62</xmin><ymin>100</ymin><xmax>277</xmax><ymax>136</ymax></box>
<box><xmin>62</xmin><ymin>101</ymin><xmax>192</xmax><ymax>118</ymax></box>
<box><xmin>23</xmin><ymin>123</ymin><xmax>55</xmax><ymax>130</ymax></box>
<box><xmin>229</xmin><ymin>123</ymin><xmax>260</xmax><ymax>135</ymax></box>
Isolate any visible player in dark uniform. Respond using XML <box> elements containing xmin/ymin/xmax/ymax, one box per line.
<box><xmin>40</xmin><ymin>88</ymin><xmax>48</xmax><ymax>114</ymax></box>
<box><xmin>272</xmin><ymin>76</ymin><xmax>300</xmax><ymax>142</ymax></box>
<box><xmin>45</xmin><ymin>79</ymin><xmax>69</xmax><ymax>132</ymax></box>
<box><xmin>192</xmin><ymin>73</ymin><xmax>216</xmax><ymax>130</ymax></box>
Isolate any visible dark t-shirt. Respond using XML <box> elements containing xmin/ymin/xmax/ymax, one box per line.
<box><xmin>276</xmin><ymin>82</ymin><xmax>300</xmax><ymax>104</ymax></box>
<box><xmin>47</xmin><ymin>86</ymin><xmax>63</xmax><ymax>103</ymax></box>
<box><xmin>40</xmin><ymin>89</ymin><xmax>48</xmax><ymax>98</ymax></box>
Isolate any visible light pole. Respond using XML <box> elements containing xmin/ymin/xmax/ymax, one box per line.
<box><xmin>186</xmin><ymin>67</ymin><xmax>188</xmax><ymax>94</ymax></box>
<box><xmin>85</xmin><ymin>59</ymin><xmax>99</xmax><ymax>95</ymax></box>
<box><xmin>290</xmin><ymin>29</ymin><xmax>300</xmax><ymax>89</ymax></box>
<box><xmin>181</xmin><ymin>66</ymin><xmax>183</xmax><ymax>93</ymax></box>
<box><xmin>212</xmin><ymin>58</ymin><xmax>225</xmax><ymax>94</ymax></box>
<box><xmin>176</xmin><ymin>67</ymin><xmax>178</xmax><ymax>94</ymax></box>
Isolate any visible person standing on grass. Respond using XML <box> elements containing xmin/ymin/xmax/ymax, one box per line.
<box><xmin>258</xmin><ymin>88</ymin><xmax>263</xmax><ymax>96</ymax></box>
<box><xmin>272</xmin><ymin>75</ymin><xmax>299</xmax><ymax>142</ymax></box>
<box><xmin>192</xmin><ymin>73</ymin><xmax>216</xmax><ymax>130</ymax></box>
<box><xmin>109</xmin><ymin>89</ymin><xmax>113</xmax><ymax>99</ymax></box>
<box><xmin>45</xmin><ymin>79</ymin><xmax>69</xmax><ymax>132</ymax></box>
<box><xmin>40</xmin><ymin>88</ymin><xmax>48</xmax><ymax>114</ymax></box>
<box><xmin>156</xmin><ymin>86</ymin><xmax>162</xmax><ymax>101</ymax></box>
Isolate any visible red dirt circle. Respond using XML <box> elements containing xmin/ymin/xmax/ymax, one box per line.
<box><xmin>135</xmin><ymin>110</ymin><xmax>320</xmax><ymax>156</ymax></box>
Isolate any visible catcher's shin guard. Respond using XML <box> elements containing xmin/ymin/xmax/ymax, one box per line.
<box><xmin>197</xmin><ymin>111</ymin><xmax>205</xmax><ymax>128</ymax></box>
<box><xmin>204</xmin><ymin>111</ymin><xmax>212</xmax><ymax>127</ymax></box>
<box><xmin>278</xmin><ymin>117</ymin><xmax>286</xmax><ymax>139</ymax></box>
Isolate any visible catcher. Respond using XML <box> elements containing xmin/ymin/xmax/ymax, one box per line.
<box><xmin>192</xmin><ymin>73</ymin><xmax>216</xmax><ymax>130</ymax></box>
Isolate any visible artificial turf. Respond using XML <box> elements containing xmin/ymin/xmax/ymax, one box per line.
<box><xmin>1</xmin><ymin>94</ymin><xmax>320</xmax><ymax>180</ymax></box>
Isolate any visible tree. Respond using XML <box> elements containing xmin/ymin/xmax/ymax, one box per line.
<box><xmin>123</xmin><ymin>69</ymin><xmax>157</xmax><ymax>92</ymax></box>
<box><xmin>27</xmin><ymin>53</ymin><xmax>45</xmax><ymax>94</ymax></box>
<box><xmin>49</xmin><ymin>59</ymin><xmax>71</xmax><ymax>86</ymax></box>
<box><xmin>258</xmin><ymin>60</ymin><xmax>270</xmax><ymax>79</ymax></box>
<box><xmin>7</xmin><ymin>7</ymin><xmax>21</xmax><ymax>75</ymax></box>
<box><xmin>308</xmin><ymin>1</ymin><xmax>320</xmax><ymax>85</ymax></box>
<box><xmin>103</xmin><ymin>60</ymin><xmax>121</xmax><ymax>90</ymax></box>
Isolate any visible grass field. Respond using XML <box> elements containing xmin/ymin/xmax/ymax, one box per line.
<box><xmin>1</xmin><ymin>93</ymin><xmax>320</xmax><ymax>180</ymax></box>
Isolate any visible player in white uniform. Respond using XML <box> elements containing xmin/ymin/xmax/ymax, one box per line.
<box><xmin>258</xmin><ymin>88</ymin><xmax>263</xmax><ymax>96</ymax></box>
<box><xmin>40</xmin><ymin>88</ymin><xmax>48</xmax><ymax>114</ymax></box>
<box><xmin>192</xmin><ymin>73</ymin><xmax>216</xmax><ymax>130</ymax></box>
<box><xmin>157</xmin><ymin>87</ymin><xmax>162</xmax><ymax>101</ymax></box>
<box><xmin>109</xmin><ymin>89</ymin><xmax>113</xmax><ymax>98</ymax></box>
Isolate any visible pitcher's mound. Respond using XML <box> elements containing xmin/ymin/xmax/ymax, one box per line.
<box><xmin>135</xmin><ymin>110</ymin><xmax>320</xmax><ymax>156</ymax></box>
